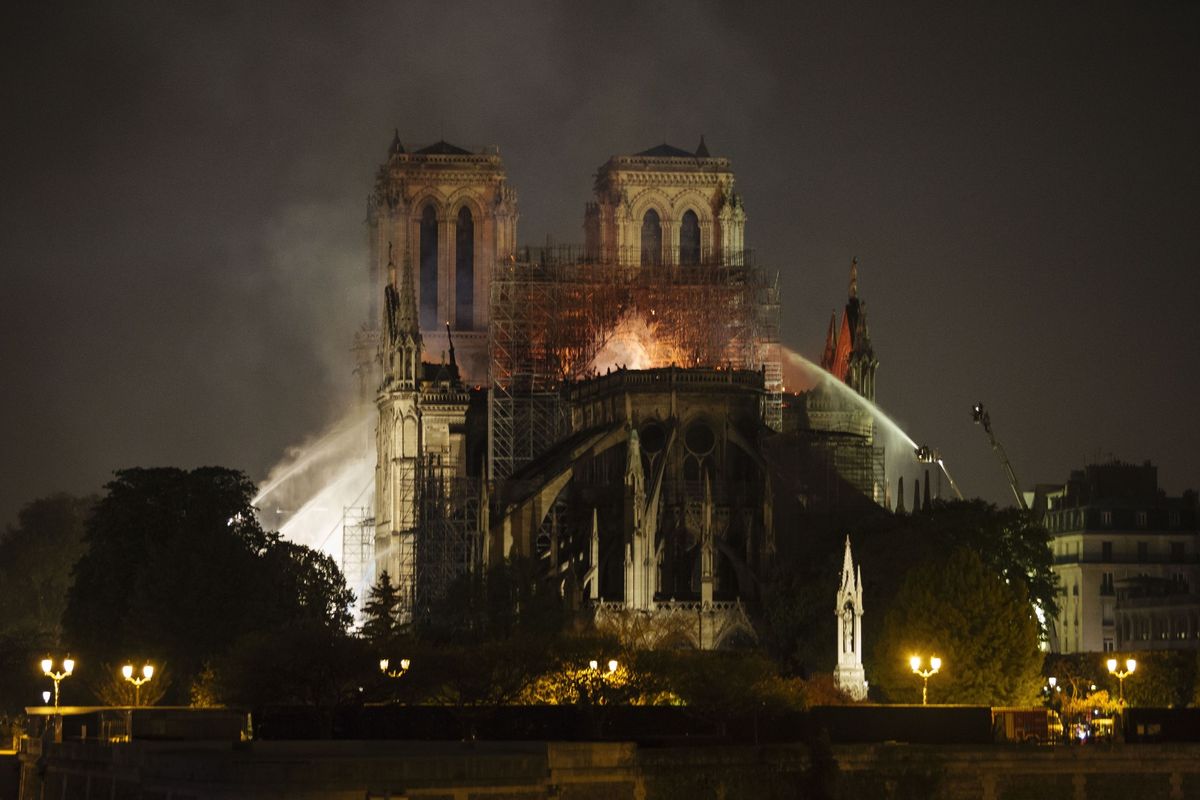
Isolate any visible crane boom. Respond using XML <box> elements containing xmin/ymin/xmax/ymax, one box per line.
<box><xmin>971</xmin><ymin>402</ymin><xmax>1028</xmax><ymax>511</ymax></box>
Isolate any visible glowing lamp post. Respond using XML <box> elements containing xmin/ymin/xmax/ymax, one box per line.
<box><xmin>909</xmin><ymin>655</ymin><xmax>941</xmax><ymax>706</ymax></box>
<box><xmin>121</xmin><ymin>664</ymin><xmax>155</xmax><ymax>706</ymax></box>
<box><xmin>380</xmin><ymin>658</ymin><xmax>410</xmax><ymax>679</ymax></box>
<box><xmin>1107</xmin><ymin>658</ymin><xmax>1136</xmax><ymax>703</ymax></box>
<box><xmin>41</xmin><ymin>657</ymin><xmax>74</xmax><ymax>710</ymax></box>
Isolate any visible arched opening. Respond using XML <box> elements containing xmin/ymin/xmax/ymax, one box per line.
<box><xmin>455</xmin><ymin>206</ymin><xmax>474</xmax><ymax>330</ymax></box>
<box><xmin>679</xmin><ymin>210</ymin><xmax>700</xmax><ymax>265</ymax></box>
<box><xmin>419</xmin><ymin>205</ymin><xmax>439</xmax><ymax>330</ymax></box>
<box><xmin>640</xmin><ymin>209</ymin><xmax>662</xmax><ymax>266</ymax></box>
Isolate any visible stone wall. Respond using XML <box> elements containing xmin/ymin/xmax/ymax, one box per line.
<box><xmin>16</xmin><ymin>737</ymin><xmax>1200</xmax><ymax>799</ymax></box>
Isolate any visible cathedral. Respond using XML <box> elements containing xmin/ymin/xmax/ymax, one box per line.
<box><xmin>357</xmin><ymin>134</ymin><xmax>882</xmax><ymax>647</ymax></box>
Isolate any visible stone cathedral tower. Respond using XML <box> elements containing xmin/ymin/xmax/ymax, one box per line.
<box><xmin>834</xmin><ymin>535</ymin><xmax>868</xmax><ymax>700</ymax></box>
<box><xmin>584</xmin><ymin>139</ymin><xmax>746</xmax><ymax>266</ymax></box>
<box><xmin>375</xmin><ymin>244</ymin><xmax>469</xmax><ymax>620</ymax></box>
<box><xmin>360</xmin><ymin>135</ymin><xmax>519</xmax><ymax>388</ymax></box>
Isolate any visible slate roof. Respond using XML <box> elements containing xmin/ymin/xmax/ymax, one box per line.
<box><xmin>414</xmin><ymin>140</ymin><xmax>473</xmax><ymax>156</ymax></box>
<box><xmin>634</xmin><ymin>142</ymin><xmax>701</xmax><ymax>158</ymax></box>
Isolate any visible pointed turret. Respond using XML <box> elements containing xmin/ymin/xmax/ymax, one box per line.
<box><xmin>396</xmin><ymin>248</ymin><xmax>420</xmax><ymax>338</ymax></box>
<box><xmin>623</xmin><ymin>427</ymin><xmax>651</xmax><ymax>610</ymax></box>
<box><xmin>695</xmin><ymin>135</ymin><xmax>710</xmax><ymax>157</ymax></box>
<box><xmin>589</xmin><ymin>508</ymin><xmax>600</xmax><ymax>602</ymax></box>
<box><xmin>913</xmin><ymin>478</ymin><xmax>922</xmax><ymax>513</ymax></box>
<box><xmin>382</xmin><ymin>243</ymin><xmax>423</xmax><ymax>389</ymax></box>
<box><xmin>820</xmin><ymin>310</ymin><xmax>838</xmax><ymax>371</ymax></box>
<box><xmin>896</xmin><ymin>476</ymin><xmax>906</xmax><ymax>514</ymax></box>
<box><xmin>701</xmin><ymin>471</ymin><xmax>715</xmax><ymax>607</ymax></box>
<box><xmin>388</xmin><ymin>128</ymin><xmax>405</xmax><ymax>156</ymax></box>
<box><xmin>839</xmin><ymin>534</ymin><xmax>855</xmax><ymax>592</ymax></box>
<box><xmin>849</xmin><ymin>256</ymin><xmax>858</xmax><ymax>299</ymax></box>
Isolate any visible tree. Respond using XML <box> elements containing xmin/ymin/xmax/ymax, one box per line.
<box><xmin>0</xmin><ymin>493</ymin><xmax>95</xmax><ymax>640</ymax></box>
<box><xmin>871</xmin><ymin>547</ymin><xmax>1042</xmax><ymax>705</ymax></box>
<box><xmin>259</xmin><ymin>540</ymin><xmax>356</xmax><ymax>630</ymax></box>
<box><xmin>206</xmin><ymin>620</ymin><xmax>371</xmax><ymax>737</ymax></box>
<box><xmin>88</xmin><ymin>662</ymin><xmax>170</xmax><ymax>707</ymax></box>
<box><xmin>419</xmin><ymin>558</ymin><xmax>566</xmax><ymax>644</ymax></box>
<box><xmin>0</xmin><ymin>493</ymin><xmax>95</xmax><ymax>714</ymax></box>
<box><xmin>62</xmin><ymin>467</ymin><xmax>355</xmax><ymax>703</ymax></box>
<box><xmin>759</xmin><ymin>499</ymin><xmax>1057</xmax><ymax>678</ymax></box>
<box><xmin>361</xmin><ymin>570</ymin><xmax>401</xmax><ymax>647</ymax></box>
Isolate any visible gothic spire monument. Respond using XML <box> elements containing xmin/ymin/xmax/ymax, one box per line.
<box><xmin>834</xmin><ymin>535</ymin><xmax>868</xmax><ymax>700</ymax></box>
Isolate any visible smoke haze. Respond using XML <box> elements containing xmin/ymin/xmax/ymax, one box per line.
<box><xmin>3</xmin><ymin>1</ymin><xmax>1198</xmax><ymax>526</ymax></box>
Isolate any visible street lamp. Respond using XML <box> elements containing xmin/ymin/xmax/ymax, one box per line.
<box><xmin>379</xmin><ymin>658</ymin><xmax>410</xmax><ymax>679</ymax></box>
<box><xmin>1107</xmin><ymin>658</ymin><xmax>1136</xmax><ymax>703</ymax></box>
<box><xmin>121</xmin><ymin>663</ymin><xmax>155</xmax><ymax>707</ymax></box>
<box><xmin>41</xmin><ymin>657</ymin><xmax>74</xmax><ymax>710</ymax></box>
<box><xmin>909</xmin><ymin>655</ymin><xmax>941</xmax><ymax>705</ymax></box>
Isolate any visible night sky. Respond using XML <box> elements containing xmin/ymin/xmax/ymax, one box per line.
<box><xmin>3</xmin><ymin>1</ymin><xmax>1198</xmax><ymax>528</ymax></box>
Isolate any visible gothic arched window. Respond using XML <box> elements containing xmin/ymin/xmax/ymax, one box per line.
<box><xmin>640</xmin><ymin>209</ymin><xmax>662</xmax><ymax>266</ymax></box>
<box><xmin>679</xmin><ymin>209</ymin><xmax>700</xmax><ymax>265</ymax></box>
<box><xmin>419</xmin><ymin>204</ymin><xmax>439</xmax><ymax>330</ymax></box>
<box><xmin>455</xmin><ymin>206</ymin><xmax>474</xmax><ymax>330</ymax></box>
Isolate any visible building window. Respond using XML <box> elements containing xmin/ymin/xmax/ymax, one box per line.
<box><xmin>455</xmin><ymin>206</ymin><xmax>474</xmax><ymax>330</ymax></box>
<box><xmin>1100</xmin><ymin>572</ymin><xmax>1114</xmax><ymax>595</ymax></box>
<box><xmin>640</xmin><ymin>209</ymin><xmax>662</xmax><ymax>266</ymax></box>
<box><xmin>1072</xmin><ymin>581</ymin><xmax>1079</xmax><ymax>596</ymax></box>
<box><xmin>1136</xmin><ymin>511</ymin><xmax>1147</xmax><ymax>528</ymax></box>
<box><xmin>1102</xmin><ymin>600</ymin><xmax>1114</xmax><ymax>625</ymax></box>
<box><xmin>1101</xmin><ymin>510</ymin><xmax>1112</xmax><ymax>527</ymax></box>
<box><xmin>1103</xmin><ymin>638</ymin><xmax>1114</xmax><ymax>652</ymax></box>
<box><xmin>1170</xmin><ymin>511</ymin><xmax>1180</xmax><ymax>528</ymax></box>
<box><xmin>1102</xmin><ymin>541</ymin><xmax>1113</xmax><ymax>562</ymax></box>
<box><xmin>1171</xmin><ymin>541</ymin><xmax>1185</xmax><ymax>563</ymax></box>
<box><xmin>1137</xmin><ymin>541</ymin><xmax>1148</xmax><ymax>562</ymax></box>
<box><xmin>419</xmin><ymin>204</ymin><xmax>439</xmax><ymax>330</ymax></box>
<box><xmin>679</xmin><ymin>209</ymin><xmax>700</xmax><ymax>265</ymax></box>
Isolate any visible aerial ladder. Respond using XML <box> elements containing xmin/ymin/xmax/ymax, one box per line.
<box><xmin>971</xmin><ymin>401</ymin><xmax>1028</xmax><ymax>511</ymax></box>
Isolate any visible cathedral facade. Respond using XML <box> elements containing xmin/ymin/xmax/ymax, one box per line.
<box><xmin>364</xmin><ymin>134</ymin><xmax>883</xmax><ymax>643</ymax></box>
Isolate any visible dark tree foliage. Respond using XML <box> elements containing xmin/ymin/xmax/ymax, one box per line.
<box><xmin>62</xmin><ymin>467</ymin><xmax>354</xmax><ymax>703</ymax></box>
<box><xmin>871</xmin><ymin>547</ymin><xmax>1042</xmax><ymax>705</ymax></box>
<box><xmin>259</xmin><ymin>541</ymin><xmax>356</xmax><ymax>630</ymax></box>
<box><xmin>419</xmin><ymin>557</ymin><xmax>567</xmax><ymax>644</ymax></box>
<box><xmin>0</xmin><ymin>493</ymin><xmax>95</xmax><ymax>714</ymax></box>
<box><xmin>361</xmin><ymin>570</ymin><xmax>401</xmax><ymax>648</ymax></box>
<box><xmin>204</xmin><ymin>618</ymin><xmax>371</xmax><ymax>733</ymax></box>
<box><xmin>0</xmin><ymin>493</ymin><xmax>96</xmax><ymax>640</ymax></box>
<box><xmin>759</xmin><ymin>499</ymin><xmax>1057</xmax><ymax>677</ymax></box>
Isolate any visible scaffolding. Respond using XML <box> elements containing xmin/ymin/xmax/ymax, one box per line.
<box><xmin>411</xmin><ymin>454</ymin><xmax>481</xmax><ymax>620</ymax></box>
<box><xmin>341</xmin><ymin>506</ymin><xmax>375</xmax><ymax>622</ymax></box>
<box><xmin>488</xmin><ymin>245</ymin><xmax>781</xmax><ymax>480</ymax></box>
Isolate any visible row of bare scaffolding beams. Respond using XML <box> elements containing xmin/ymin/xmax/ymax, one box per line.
<box><xmin>488</xmin><ymin>246</ymin><xmax>782</xmax><ymax>482</ymax></box>
<box><xmin>415</xmin><ymin>454</ymin><xmax>480</xmax><ymax>619</ymax></box>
